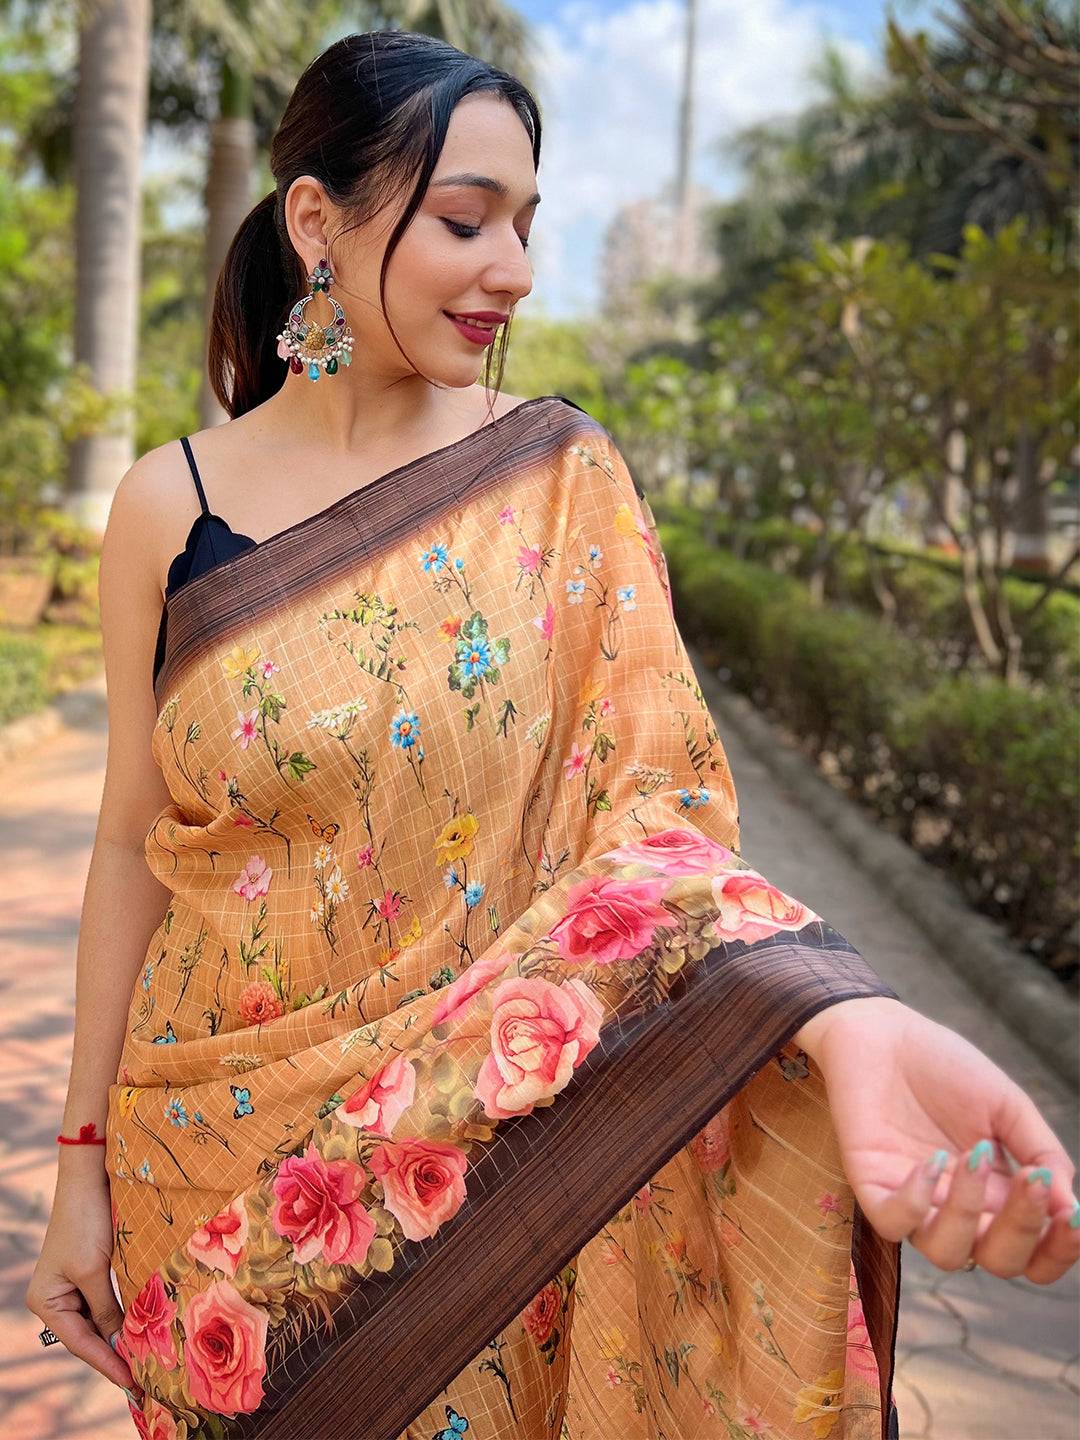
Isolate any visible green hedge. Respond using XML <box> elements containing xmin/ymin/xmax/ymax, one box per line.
<box><xmin>659</xmin><ymin>515</ymin><xmax>1079</xmax><ymax>984</ymax></box>
<box><xmin>663</xmin><ymin>505</ymin><xmax>1080</xmax><ymax>694</ymax></box>
<box><xmin>0</xmin><ymin>633</ymin><xmax>48</xmax><ymax>727</ymax></box>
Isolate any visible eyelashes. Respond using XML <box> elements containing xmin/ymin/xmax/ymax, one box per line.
<box><xmin>441</xmin><ymin>218</ymin><xmax>530</xmax><ymax>251</ymax></box>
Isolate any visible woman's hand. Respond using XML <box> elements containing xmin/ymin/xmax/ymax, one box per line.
<box><xmin>804</xmin><ymin>996</ymin><xmax>1080</xmax><ymax>1284</ymax></box>
<box><xmin>25</xmin><ymin>1171</ymin><xmax>142</xmax><ymax>1398</ymax></box>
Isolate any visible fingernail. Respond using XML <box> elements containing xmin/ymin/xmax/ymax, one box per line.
<box><xmin>1069</xmin><ymin>1198</ymin><xmax>1080</xmax><ymax>1229</ymax></box>
<box><xmin>925</xmin><ymin>1149</ymin><xmax>949</xmax><ymax>1180</ymax></box>
<box><xmin>108</xmin><ymin>1330</ymin><xmax>120</xmax><ymax>1351</ymax></box>
<box><xmin>1025</xmin><ymin>1168</ymin><xmax>1052</xmax><ymax>1188</ymax></box>
<box><xmin>966</xmin><ymin>1139</ymin><xmax>994</xmax><ymax>1172</ymax></box>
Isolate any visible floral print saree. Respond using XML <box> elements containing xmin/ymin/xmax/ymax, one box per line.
<box><xmin>108</xmin><ymin>394</ymin><xmax>902</xmax><ymax>1440</ymax></box>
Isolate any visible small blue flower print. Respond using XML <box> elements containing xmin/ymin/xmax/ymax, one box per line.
<box><xmin>142</xmin><ymin>962</ymin><xmax>154</xmax><ymax>991</ymax></box>
<box><xmin>588</xmin><ymin>544</ymin><xmax>603</xmax><ymax>562</ymax></box>
<box><xmin>391</xmin><ymin>709</ymin><xmax>422</xmax><ymax>750</ymax></box>
<box><xmin>165</xmin><ymin>1097</ymin><xmax>189</xmax><ymax>1128</ymax></box>
<box><xmin>454</xmin><ymin>557</ymin><xmax>464</xmax><ymax>570</ymax></box>
<box><xmin>565</xmin><ymin>578</ymin><xmax>586</xmax><ymax>603</ymax></box>
<box><xmin>420</xmin><ymin>542</ymin><xmax>449</xmax><ymax>574</ymax></box>
<box><xmin>138</xmin><ymin>1160</ymin><xmax>154</xmax><ymax>1183</ymax></box>
<box><xmin>464</xmin><ymin>882</ymin><xmax>485</xmax><ymax>909</ymax></box>
<box><xmin>456</xmin><ymin>635</ymin><xmax>492</xmax><ymax>680</ymax></box>
<box><xmin>444</xmin><ymin>867</ymin><xmax>459</xmax><ymax>889</ymax></box>
<box><xmin>677</xmin><ymin>786</ymin><xmax>710</xmax><ymax>810</ymax></box>
<box><xmin>616</xmin><ymin>584</ymin><xmax>637</xmax><ymax>610</ymax></box>
<box><xmin>193</xmin><ymin>1111</ymin><xmax>205</xmax><ymax>1125</ymax></box>
<box><xmin>152</xmin><ymin>1020</ymin><xmax>177</xmax><ymax>1044</ymax></box>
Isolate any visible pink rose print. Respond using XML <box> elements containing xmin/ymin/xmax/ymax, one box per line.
<box><xmin>128</xmin><ymin>1398</ymin><xmax>178</xmax><ymax>1440</ymax></box>
<box><xmin>122</xmin><ymin>1271</ymin><xmax>177</xmax><ymax>1371</ymax></box>
<box><xmin>270</xmin><ymin>1142</ymin><xmax>376</xmax><ymax>1265</ymax></box>
<box><xmin>689</xmin><ymin>1109</ymin><xmax>732</xmax><ymax>1174</ymax></box>
<box><xmin>182</xmin><ymin>1279</ymin><xmax>268</xmax><ymax>1416</ymax></box>
<box><xmin>474</xmin><ymin>976</ymin><xmax>604</xmax><ymax>1120</ymax></box>
<box><xmin>547</xmin><ymin>874</ymin><xmax>671</xmax><ymax>966</ymax></box>
<box><xmin>709</xmin><ymin>870</ymin><xmax>819</xmax><ymax>944</ymax></box>
<box><xmin>231</xmin><ymin>707</ymin><xmax>260</xmax><ymax>750</ymax></box>
<box><xmin>431</xmin><ymin>951</ymin><xmax>511</xmax><ymax>1027</ymax></box>
<box><xmin>521</xmin><ymin>1280</ymin><xmax>560</xmax><ymax>1345</ymax></box>
<box><xmin>185</xmin><ymin>1197</ymin><xmax>250</xmax><ymax>1276</ymax></box>
<box><xmin>238</xmin><ymin>980</ymin><xmax>283</xmax><ymax>1026</ymax></box>
<box><xmin>233</xmin><ymin>855</ymin><xmax>271</xmax><ymax>901</ymax></box>
<box><xmin>846</xmin><ymin>1291</ymin><xmax>880</xmax><ymax>1383</ymax></box>
<box><xmin>602</xmin><ymin>826</ymin><xmax>736</xmax><ymax>876</ymax></box>
<box><xmin>369</xmin><ymin>1137</ymin><xmax>468</xmax><ymax>1241</ymax></box>
<box><xmin>336</xmin><ymin>1053</ymin><xmax>416</xmax><ymax>1136</ymax></box>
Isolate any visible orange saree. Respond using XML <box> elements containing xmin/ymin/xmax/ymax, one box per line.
<box><xmin>107</xmin><ymin>394</ymin><xmax>902</xmax><ymax>1440</ymax></box>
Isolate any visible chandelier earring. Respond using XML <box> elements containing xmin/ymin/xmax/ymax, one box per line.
<box><xmin>276</xmin><ymin>256</ymin><xmax>354</xmax><ymax>382</ymax></box>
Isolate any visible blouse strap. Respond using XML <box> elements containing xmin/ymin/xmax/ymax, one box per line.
<box><xmin>179</xmin><ymin>435</ymin><xmax>211</xmax><ymax>516</ymax></box>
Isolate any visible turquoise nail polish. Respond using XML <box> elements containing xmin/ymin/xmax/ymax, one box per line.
<box><xmin>967</xmin><ymin>1139</ymin><xmax>994</xmax><ymax>1172</ymax></box>
<box><xmin>1025</xmin><ymin>1168</ymin><xmax>1052</xmax><ymax>1187</ymax></box>
<box><xmin>1069</xmin><ymin>1199</ymin><xmax>1080</xmax><ymax>1230</ymax></box>
<box><xmin>925</xmin><ymin>1149</ymin><xmax>949</xmax><ymax>1179</ymax></box>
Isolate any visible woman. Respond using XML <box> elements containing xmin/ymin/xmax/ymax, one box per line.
<box><xmin>27</xmin><ymin>30</ymin><xmax>1078</xmax><ymax>1440</ymax></box>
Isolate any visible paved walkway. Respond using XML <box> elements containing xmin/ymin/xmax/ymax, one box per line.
<box><xmin>0</xmin><ymin>674</ymin><xmax>1077</xmax><ymax>1439</ymax></box>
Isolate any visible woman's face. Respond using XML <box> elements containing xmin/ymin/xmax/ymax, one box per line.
<box><xmin>287</xmin><ymin>92</ymin><xmax>539</xmax><ymax>388</ymax></box>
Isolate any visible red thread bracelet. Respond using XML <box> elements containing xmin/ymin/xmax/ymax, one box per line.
<box><xmin>56</xmin><ymin>1121</ymin><xmax>107</xmax><ymax>1146</ymax></box>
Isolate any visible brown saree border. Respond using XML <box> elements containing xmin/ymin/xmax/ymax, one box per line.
<box><xmin>154</xmin><ymin>395</ymin><xmax>598</xmax><ymax>708</ymax></box>
<box><xmin>229</xmin><ymin>926</ymin><xmax>902</xmax><ymax>1440</ymax></box>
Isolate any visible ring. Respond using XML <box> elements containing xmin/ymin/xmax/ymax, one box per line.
<box><xmin>903</xmin><ymin>1233</ymin><xmax>978</xmax><ymax>1272</ymax></box>
<box><xmin>38</xmin><ymin>1326</ymin><xmax>60</xmax><ymax>1347</ymax></box>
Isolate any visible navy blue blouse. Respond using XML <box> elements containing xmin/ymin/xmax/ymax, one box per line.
<box><xmin>152</xmin><ymin>436</ymin><xmax>257</xmax><ymax>690</ymax></box>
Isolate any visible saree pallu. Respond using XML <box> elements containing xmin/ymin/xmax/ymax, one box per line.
<box><xmin>107</xmin><ymin>394</ymin><xmax>902</xmax><ymax>1440</ymax></box>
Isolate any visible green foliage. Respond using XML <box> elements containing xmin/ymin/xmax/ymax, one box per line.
<box><xmin>0</xmin><ymin>631</ymin><xmax>47</xmax><ymax>726</ymax></box>
<box><xmin>659</xmin><ymin>510</ymin><xmax>1078</xmax><ymax>976</ymax></box>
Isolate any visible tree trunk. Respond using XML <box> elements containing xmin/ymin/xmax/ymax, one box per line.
<box><xmin>1009</xmin><ymin>421</ymin><xmax>1051</xmax><ymax>575</ymax></box>
<box><xmin>199</xmin><ymin>54</ymin><xmax>257</xmax><ymax>430</ymax></box>
<box><xmin>67</xmin><ymin>0</ymin><xmax>151</xmax><ymax>534</ymax></box>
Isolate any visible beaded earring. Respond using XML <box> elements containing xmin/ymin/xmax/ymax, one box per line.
<box><xmin>276</xmin><ymin>256</ymin><xmax>354</xmax><ymax>381</ymax></box>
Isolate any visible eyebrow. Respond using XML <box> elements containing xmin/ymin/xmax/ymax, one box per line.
<box><xmin>431</xmin><ymin>172</ymin><xmax>541</xmax><ymax>208</ymax></box>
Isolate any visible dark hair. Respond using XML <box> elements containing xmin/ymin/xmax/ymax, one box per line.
<box><xmin>207</xmin><ymin>30</ymin><xmax>542</xmax><ymax>420</ymax></box>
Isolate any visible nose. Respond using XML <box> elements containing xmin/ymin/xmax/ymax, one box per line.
<box><xmin>487</xmin><ymin>231</ymin><xmax>533</xmax><ymax>306</ymax></box>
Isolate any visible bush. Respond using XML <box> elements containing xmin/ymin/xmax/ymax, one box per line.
<box><xmin>0</xmin><ymin>633</ymin><xmax>48</xmax><ymax>726</ymax></box>
<box><xmin>659</xmin><ymin>510</ymin><xmax>1079</xmax><ymax>984</ymax></box>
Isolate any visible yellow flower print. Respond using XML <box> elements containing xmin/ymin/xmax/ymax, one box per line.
<box><xmin>597</xmin><ymin>1325</ymin><xmax>627</xmax><ymax>1362</ymax></box>
<box><xmin>792</xmin><ymin>1367</ymin><xmax>844</xmax><ymax>1438</ymax></box>
<box><xmin>399</xmin><ymin>914</ymin><xmax>423</xmax><ymax>948</ymax></box>
<box><xmin>613</xmin><ymin>501</ymin><xmax>640</xmax><ymax>542</ymax></box>
<box><xmin>578</xmin><ymin>675</ymin><xmax>605</xmax><ymax>708</ymax></box>
<box><xmin>434</xmin><ymin>812</ymin><xmax>479</xmax><ymax>866</ymax></box>
<box><xmin>221</xmin><ymin>643</ymin><xmax>261</xmax><ymax>680</ymax></box>
<box><xmin>117</xmin><ymin>1086</ymin><xmax>141</xmax><ymax>1120</ymax></box>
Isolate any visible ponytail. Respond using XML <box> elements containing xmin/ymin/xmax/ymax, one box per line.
<box><xmin>207</xmin><ymin>191</ymin><xmax>300</xmax><ymax>420</ymax></box>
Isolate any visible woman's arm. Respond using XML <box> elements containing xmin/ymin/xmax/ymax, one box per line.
<box><xmin>56</xmin><ymin>840</ymin><xmax>173</xmax><ymax>1185</ymax></box>
<box><xmin>27</xmin><ymin>447</ymin><xmax>182</xmax><ymax>1393</ymax></box>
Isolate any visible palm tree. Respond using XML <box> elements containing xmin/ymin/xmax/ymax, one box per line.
<box><xmin>67</xmin><ymin>0</ymin><xmax>152</xmax><ymax>531</ymax></box>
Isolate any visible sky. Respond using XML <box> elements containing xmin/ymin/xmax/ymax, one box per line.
<box><xmin>150</xmin><ymin>0</ymin><xmax>944</xmax><ymax>321</ymax></box>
